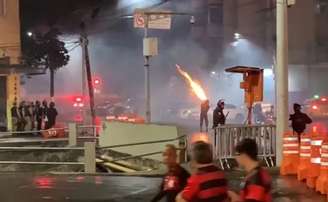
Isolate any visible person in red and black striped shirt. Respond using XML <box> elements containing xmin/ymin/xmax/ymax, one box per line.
<box><xmin>176</xmin><ymin>141</ymin><xmax>228</xmax><ymax>202</ymax></box>
<box><xmin>228</xmin><ymin>138</ymin><xmax>272</xmax><ymax>202</ymax></box>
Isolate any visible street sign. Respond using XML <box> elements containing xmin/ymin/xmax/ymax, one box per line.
<box><xmin>134</xmin><ymin>10</ymin><xmax>172</xmax><ymax>30</ymax></box>
<box><xmin>134</xmin><ymin>13</ymin><xmax>145</xmax><ymax>28</ymax></box>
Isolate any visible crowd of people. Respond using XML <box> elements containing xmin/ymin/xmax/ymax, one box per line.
<box><xmin>152</xmin><ymin>139</ymin><xmax>272</xmax><ymax>202</ymax></box>
<box><xmin>10</xmin><ymin>100</ymin><xmax>58</xmax><ymax>133</ymax></box>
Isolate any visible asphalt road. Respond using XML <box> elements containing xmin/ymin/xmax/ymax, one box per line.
<box><xmin>0</xmin><ymin>173</ymin><xmax>326</xmax><ymax>202</ymax></box>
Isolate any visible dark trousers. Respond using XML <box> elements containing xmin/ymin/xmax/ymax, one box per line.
<box><xmin>200</xmin><ymin>114</ymin><xmax>209</xmax><ymax>132</ymax></box>
<box><xmin>36</xmin><ymin>119</ymin><xmax>42</xmax><ymax>131</ymax></box>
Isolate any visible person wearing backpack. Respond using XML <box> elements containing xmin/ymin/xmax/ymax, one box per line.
<box><xmin>289</xmin><ymin>103</ymin><xmax>312</xmax><ymax>143</ymax></box>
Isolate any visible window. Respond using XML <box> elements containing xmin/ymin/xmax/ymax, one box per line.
<box><xmin>208</xmin><ymin>3</ymin><xmax>223</xmax><ymax>25</ymax></box>
<box><xmin>0</xmin><ymin>0</ymin><xmax>5</xmax><ymax>16</ymax></box>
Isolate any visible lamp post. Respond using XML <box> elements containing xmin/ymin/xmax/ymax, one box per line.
<box><xmin>276</xmin><ymin>0</ymin><xmax>289</xmax><ymax>166</ymax></box>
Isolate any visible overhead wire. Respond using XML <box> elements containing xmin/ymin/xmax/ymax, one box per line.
<box><xmin>67</xmin><ymin>43</ymin><xmax>80</xmax><ymax>52</ymax></box>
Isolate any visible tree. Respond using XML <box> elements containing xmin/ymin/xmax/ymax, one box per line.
<box><xmin>23</xmin><ymin>28</ymin><xmax>70</xmax><ymax>98</ymax></box>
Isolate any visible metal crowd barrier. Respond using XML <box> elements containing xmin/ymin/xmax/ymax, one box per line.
<box><xmin>0</xmin><ymin>142</ymin><xmax>96</xmax><ymax>173</ymax></box>
<box><xmin>213</xmin><ymin>124</ymin><xmax>276</xmax><ymax>170</ymax></box>
<box><xmin>98</xmin><ymin>135</ymin><xmax>188</xmax><ymax>163</ymax></box>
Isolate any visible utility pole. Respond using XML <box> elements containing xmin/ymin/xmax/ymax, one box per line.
<box><xmin>276</xmin><ymin>0</ymin><xmax>289</xmax><ymax>166</ymax></box>
<box><xmin>80</xmin><ymin>35</ymin><xmax>87</xmax><ymax>122</ymax></box>
<box><xmin>80</xmin><ymin>23</ymin><xmax>96</xmax><ymax>128</ymax></box>
<box><xmin>144</xmin><ymin>15</ymin><xmax>151</xmax><ymax>123</ymax></box>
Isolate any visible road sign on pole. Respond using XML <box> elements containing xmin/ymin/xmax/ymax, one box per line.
<box><xmin>134</xmin><ymin>12</ymin><xmax>145</xmax><ymax>28</ymax></box>
<box><xmin>134</xmin><ymin>10</ymin><xmax>172</xmax><ymax>30</ymax></box>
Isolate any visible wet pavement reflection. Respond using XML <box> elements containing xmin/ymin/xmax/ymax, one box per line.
<box><xmin>0</xmin><ymin>173</ymin><xmax>326</xmax><ymax>201</ymax></box>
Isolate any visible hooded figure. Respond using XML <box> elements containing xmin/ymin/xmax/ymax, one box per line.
<box><xmin>289</xmin><ymin>103</ymin><xmax>312</xmax><ymax>142</ymax></box>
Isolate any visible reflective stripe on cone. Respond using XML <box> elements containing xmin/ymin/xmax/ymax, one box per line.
<box><xmin>283</xmin><ymin>151</ymin><xmax>299</xmax><ymax>154</ymax></box>
<box><xmin>311</xmin><ymin>158</ymin><xmax>321</xmax><ymax>164</ymax></box>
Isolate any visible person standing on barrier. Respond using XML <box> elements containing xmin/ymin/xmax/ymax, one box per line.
<box><xmin>289</xmin><ymin>103</ymin><xmax>312</xmax><ymax>143</ymax></box>
<box><xmin>151</xmin><ymin>144</ymin><xmax>190</xmax><ymax>202</ymax></box>
<box><xmin>200</xmin><ymin>100</ymin><xmax>210</xmax><ymax>132</ymax></box>
<box><xmin>228</xmin><ymin>138</ymin><xmax>272</xmax><ymax>202</ymax></box>
<box><xmin>176</xmin><ymin>141</ymin><xmax>228</xmax><ymax>202</ymax></box>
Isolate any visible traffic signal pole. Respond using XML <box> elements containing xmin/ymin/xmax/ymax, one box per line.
<box><xmin>276</xmin><ymin>0</ymin><xmax>289</xmax><ymax>166</ymax></box>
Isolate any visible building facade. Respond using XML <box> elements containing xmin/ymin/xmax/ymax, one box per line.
<box><xmin>189</xmin><ymin>0</ymin><xmax>328</xmax><ymax>101</ymax></box>
<box><xmin>0</xmin><ymin>0</ymin><xmax>21</xmax><ymax>130</ymax></box>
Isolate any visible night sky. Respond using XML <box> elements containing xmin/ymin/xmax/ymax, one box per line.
<box><xmin>20</xmin><ymin>0</ymin><xmax>109</xmax><ymax>33</ymax></box>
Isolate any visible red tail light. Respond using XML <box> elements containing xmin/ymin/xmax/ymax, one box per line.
<box><xmin>312</xmin><ymin>105</ymin><xmax>318</xmax><ymax>110</ymax></box>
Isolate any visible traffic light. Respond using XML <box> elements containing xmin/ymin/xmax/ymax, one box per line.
<box><xmin>92</xmin><ymin>77</ymin><xmax>102</xmax><ymax>94</ymax></box>
<box><xmin>73</xmin><ymin>96</ymin><xmax>84</xmax><ymax>108</ymax></box>
<box><xmin>75</xmin><ymin>97</ymin><xmax>83</xmax><ymax>102</ymax></box>
<box><xmin>93</xmin><ymin>77</ymin><xmax>101</xmax><ymax>87</ymax></box>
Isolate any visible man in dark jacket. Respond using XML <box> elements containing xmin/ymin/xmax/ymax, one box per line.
<box><xmin>213</xmin><ymin>100</ymin><xmax>226</xmax><ymax>129</ymax></box>
<box><xmin>289</xmin><ymin>103</ymin><xmax>312</xmax><ymax>142</ymax></box>
<box><xmin>151</xmin><ymin>145</ymin><xmax>190</xmax><ymax>202</ymax></box>
<box><xmin>11</xmin><ymin>102</ymin><xmax>19</xmax><ymax>132</ymax></box>
<box><xmin>34</xmin><ymin>101</ymin><xmax>43</xmax><ymax>132</ymax></box>
<box><xmin>200</xmin><ymin>100</ymin><xmax>210</xmax><ymax>132</ymax></box>
<box><xmin>17</xmin><ymin>101</ymin><xmax>27</xmax><ymax>131</ymax></box>
<box><xmin>212</xmin><ymin>100</ymin><xmax>226</xmax><ymax>147</ymax></box>
<box><xmin>45</xmin><ymin>102</ymin><xmax>58</xmax><ymax>129</ymax></box>
<box><xmin>41</xmin><ymin>100</ymin><xmax>48</xmax><ymax>129</ymax></box>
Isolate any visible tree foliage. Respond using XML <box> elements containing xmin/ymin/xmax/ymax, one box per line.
<box><xmin>23</xmin><ymin>28</ymin><xmax>70</xmax><ymax>71</ymax></box>
<box><xmin>22</xmin><ymin>28</ymin><xmax>70</xmax><ymax>97</ymax></box>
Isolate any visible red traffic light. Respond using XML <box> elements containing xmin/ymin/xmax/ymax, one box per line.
<box><xmin>93</xmin><ymin>77</ymin><xmax>101</xmax><ymax>86</ymax></box>
<box><xmin>75</xmin><ymin>97</ymin><xmax>83</xmax><ymax>103</ymax></box>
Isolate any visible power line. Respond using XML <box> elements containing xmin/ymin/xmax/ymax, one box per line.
<box><xmin>67</xmin><ymin>43</ymin><xmax>80</xmax><ymax>52</ymax></box>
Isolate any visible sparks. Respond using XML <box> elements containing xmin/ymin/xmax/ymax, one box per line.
<box><xmin>176</xmin><ymin>64</ymin><xmax>208</xmax><ymax>101</ymax></box>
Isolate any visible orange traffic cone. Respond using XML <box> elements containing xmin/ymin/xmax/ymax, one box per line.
<box><xmin>306</xmin><ymin>134</ymin><xmax>323</xmax><ymax>189</ymax></box>
<box><xmin>315</xmin><ymin>139</ymin><xmax>328</xmax><ymax>194</ymax></box>
<box><xmin>280</xmin><ymin>131</ymin><xmax>299</xmax><ymax>175</ymax></box>
<box><xmin>297</xmin><ymin>134</ymin><xmax>312</xmax><ymax>181</ymax></box>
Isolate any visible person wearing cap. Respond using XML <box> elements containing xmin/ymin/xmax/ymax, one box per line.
<box><xmin>200</xmin><ymin>100</ymin><xmax>210</xmax><ymax>132</ymax></box>
<box><xmin>176</xmin><ymin>141</ymin><xmax>228</xmax><ymax>202</ymax></box>
<box><xmin>151</xmin><ymin>144</ymin><xmax>190</xmax><ymax>202</ymax></box>
<box><xmin>289</xmin><ymin>103</ymin><xmax>312</xmax><ymax>143</ymax></box>
<box><xmin>228</xmin><ymin>138</ymin><xmax>272</xmax><ymax>202</ymax></box>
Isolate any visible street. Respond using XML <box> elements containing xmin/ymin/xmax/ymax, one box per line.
<box><xmin>0</xmin><ymin>173</ymin><xmax>325</xmax><ymax>202</ymax></box>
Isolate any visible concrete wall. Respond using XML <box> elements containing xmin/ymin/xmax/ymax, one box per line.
<box><xmin>99</xmin><ymin>122</ymin><xmax>179</xmax><ymax>161</ymax></box>
<box><xmin>288</xmin><ymin>0</ymin><xmax>316</xmax><ymax>64</ymax></box>
<box><xmin>0</xmin><ymin>0</ymin><xmax>21</xmax><ymax>64</ymax></box>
